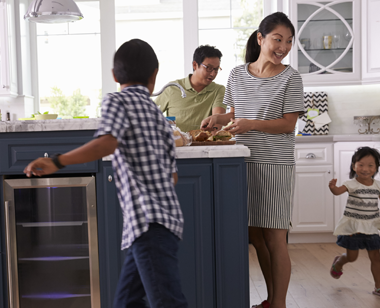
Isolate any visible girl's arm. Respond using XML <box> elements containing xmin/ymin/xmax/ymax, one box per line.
<box><xmin>329</xmin><ymin>179</ymin><xmax>348</xmax><ymax>196</ymax></box>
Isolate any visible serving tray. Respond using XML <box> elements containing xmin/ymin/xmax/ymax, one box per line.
<box><xmin>190</xmin><ymin>140</ymin><xmax>236</xmax><ymax>146</ymax></box>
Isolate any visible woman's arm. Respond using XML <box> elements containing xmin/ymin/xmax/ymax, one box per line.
<box><xmin>225</xmin><ymin>112</ymin><xmax>299</xmax><ymax>135</ymax></box>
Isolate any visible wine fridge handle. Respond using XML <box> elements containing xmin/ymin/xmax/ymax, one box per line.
<box><xmin>4</xmin><ymin>201</ymin><xmax>17</xmax><ymax>308</ymax></box>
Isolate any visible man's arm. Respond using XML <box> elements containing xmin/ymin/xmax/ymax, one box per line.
<box><xmin>24</xmin><ymin>134</ymin><xmax>118</xmax><ymax>177</ymax></box>
<box><xmin>154</xmin><ymin>87</ymin><xmax>170</xmax><ymax>113</ymax></box>
<box><xmin>211</xmin><ymin>106</ymin><xmax>227</xmax><ymax>131</ymax></box>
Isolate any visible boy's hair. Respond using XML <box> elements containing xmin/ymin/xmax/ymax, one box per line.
<box><xmin>193</xmin><ymin>45</ymin><xmax>223</xmax><ymax>67</ymax></box>
<box><xmin>349</xmin><ymin>146</ymin><xmax>380</xmax><ymax>178</ymax></box>
<box><xmin>113</xmin><ymin>39</ymin><xmax>158</xmax><ymax>85</ymax></box>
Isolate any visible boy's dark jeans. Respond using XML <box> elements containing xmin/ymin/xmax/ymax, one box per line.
<box><xmin>113</xmin><ymin>223</ymin><xmax>188</xmax><ymax>308</ymax></box>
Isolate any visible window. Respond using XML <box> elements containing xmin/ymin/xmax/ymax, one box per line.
<box><xmin>198</xmin><ymin>0</ymin><xmax>263</xmax><ymax>86</ymax></box>
<box><xmin>32</xmin><ymin>0</ymin><xmax>264</xmax><ymax>118</ymax></box>
<box><xmin>36</xmin><ymin>1</ymin><xmax>101</xmax><ymax>118</ymax></box>
<box><xmin>115</xmin><ymin>0</ymin><xmax>184</xmax><ymax>93</ymax></box>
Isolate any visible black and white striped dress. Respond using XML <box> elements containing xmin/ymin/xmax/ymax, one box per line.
<box><xmin>224</xmin><ymin>63</ymin><xmax>304</xmax><ymax>229</ymax></box>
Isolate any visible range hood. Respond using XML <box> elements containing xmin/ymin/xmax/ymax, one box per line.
<box><xmin>24</xmin><ymin>0</ymin><xmax>84</xmax><ymax>23</ymax></box>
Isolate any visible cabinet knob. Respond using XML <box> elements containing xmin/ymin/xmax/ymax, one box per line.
<box><xmin>108</xmin><ymin>175</ymin><xmax>113</xmax><ymax>182</ymax></box>
<box><xmin>2</xmin><ymin>85</ymin><xmax>6</xmax><ymax>89</ymax></box>
<box><xmin>44</xmin><ymin>153</ymin><xmax>49</xmax><ymax>158</ymax></box>
<box><xmin>305</xmin><ymin>153</ymin><xmax>316</xmax><ymax>159</ymax></box>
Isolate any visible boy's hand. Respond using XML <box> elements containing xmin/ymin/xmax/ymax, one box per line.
<box><xmin>24</xmin><ymin>157</ymin><xmax>59</xmax><ymax>177</ymax></box>
<box><xmin>329</xmin><ymin>179</ymin><xmax>337</xmax><ymax>190</ymax></box>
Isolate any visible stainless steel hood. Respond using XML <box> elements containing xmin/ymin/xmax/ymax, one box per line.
<box><xmin>24</xmin><ymin>0</ymin><xmax>84</xmax><ymax>23</ymax></box>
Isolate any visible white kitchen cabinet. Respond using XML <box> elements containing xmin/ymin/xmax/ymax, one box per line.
<box><xmin>333</xmin><ymin>141</ymin><xmax>380</xmax><ymax>226</ymax></box>
<box><xmin>289</xmin><ymin>0</ymin><xmax>360</xmax><ymax>87</ymax></box>
<box><xmin>361</xmin><ymin>0</ymin><xmax>380</xmax><ymax>83</ymax></box>
<box><xmin>291</xmin><ymin>143</ymin><xmax>334</xmax><ymax>233</ymax></box>
<box><xmin>0</xmin><ymin>0</ymin><xmax>18</xmax><ymax>97</ymax></box>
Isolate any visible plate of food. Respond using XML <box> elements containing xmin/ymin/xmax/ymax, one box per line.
<box><xmin>188</xmin><ymin>129</ymin><xmax>235</xmax><ymax>146</ymax></box>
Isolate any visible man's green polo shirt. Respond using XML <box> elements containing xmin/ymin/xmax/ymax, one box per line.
<box><xmin>154</xmin><ymin>75</ymin><xmax>226</xmax><ymax>132</ymax></box>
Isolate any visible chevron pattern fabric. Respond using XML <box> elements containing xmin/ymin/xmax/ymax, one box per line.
<box><xmin>299</xmin><ymin>92</ymin><xmax>329</xmax><ymax>135</ymax></box>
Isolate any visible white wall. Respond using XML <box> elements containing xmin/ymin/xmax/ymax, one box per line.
<box><xmin>305</xmin><ymin>84</ymin><xmax>380</xmax><ymax>135</ymax></box>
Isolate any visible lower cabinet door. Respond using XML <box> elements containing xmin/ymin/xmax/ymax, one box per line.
<box><xmin>176</xmin><ymin>159</ymin><xmax>215</xmax><ymax>308</ymax></box>
<box><xmin>292</xmin><ymin>165</ymin><xmax>334</xmax><ymax>232</ymax></box>
<box><xmin>97</xmin><ymin>164</ymin><xmax>124</xmax><ymax>308</ymax></box>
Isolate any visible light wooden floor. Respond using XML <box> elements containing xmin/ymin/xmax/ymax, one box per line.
<box><xmin>249</xmin><ymin>243</ymin><xmax>380</xmax><ymax>308</ymax></box>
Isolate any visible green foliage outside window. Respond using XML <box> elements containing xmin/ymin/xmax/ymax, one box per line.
<box><xmin>44</xmin><ymin>86</ymin><xmax>88</xmax><ymax>117</ymax></box>
<box><xmin>234</xmin><ymin>0</ymin><xmax>263</xmax><ymax>62</ymax></box>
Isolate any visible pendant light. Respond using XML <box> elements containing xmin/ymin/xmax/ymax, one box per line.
<box><xmin>24</xmin><ymin>0</ymin><xmax>84</xmax><ymax>23</ymax></box>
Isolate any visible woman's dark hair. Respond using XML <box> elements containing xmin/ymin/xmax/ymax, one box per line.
<box><xmin>113</xmin><ymin>39</ymin><xmax>159</xmax><ymax>85</ymax></box>
<box><xmin>245</xmin><ymin>12</ymin><xmax>295</xmax><ymax>63</ymax></box>
<box><xmin>349</xmin><ymin>146</ymin><xmax>380</xmax><ymax>179</ymax></box>
<box><xmin>193</xmin><ymin>45</ymin><xmax>223</xmax><ymax>67</ymax></box>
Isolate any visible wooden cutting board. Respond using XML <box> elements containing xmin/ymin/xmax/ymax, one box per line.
<box><xmin>190</xmin><ymin>140</ymin><xmax>236</xmax><ymax>146</ymax></box>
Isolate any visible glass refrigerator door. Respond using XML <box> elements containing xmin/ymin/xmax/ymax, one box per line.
<box><xmin>297</xmin><ymin>2</ymin><xmax>354</xmax><ymax>75</ymax></box>
<box><xmin>4</xmin><ymin>177</ymin><xmax>100</xmax><ymax>308</ymax></box>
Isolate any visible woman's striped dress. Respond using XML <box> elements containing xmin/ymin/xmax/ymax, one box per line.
<box><xmin>224</xmin><ymin>63</ymin><xmax>304</xmax><ymax>229</ymax></box>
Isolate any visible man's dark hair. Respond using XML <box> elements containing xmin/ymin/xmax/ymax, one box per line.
<box><xmin>193</xmin><ymin>45</ymin><xmax>223</xmax><ymax>67</ymax></box>
<box><xmin>113</xmin><ymin>39</ymin><xmax>159</xmax><ymax>85</ymax></box>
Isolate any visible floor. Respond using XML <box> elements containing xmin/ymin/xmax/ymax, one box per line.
<box><xmin>249</xmin><ymin>243</ymin><xmax>380</xmax><ymax>308</ymax></box>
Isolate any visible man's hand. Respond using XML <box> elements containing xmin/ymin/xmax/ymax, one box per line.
<box><xmin>200</xmin><ymin>115</ymin><xmax>218</xmax><ymax>131</ymax></box>
<box><xmin>24</xmin><ymin>157</ymin><xmax>59</xmax><ymax>177</ymax></box>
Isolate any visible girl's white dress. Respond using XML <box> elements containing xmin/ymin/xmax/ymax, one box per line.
<box><xmin>334</xmin><ymin>179</ymin><xmax>380</xmax><ymax>236</ymax></box>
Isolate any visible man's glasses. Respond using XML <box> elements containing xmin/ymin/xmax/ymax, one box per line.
<box><xmin>201</xmin><ymin>63</ymin><xmax>222</xmax><ymax>73</ymax></box>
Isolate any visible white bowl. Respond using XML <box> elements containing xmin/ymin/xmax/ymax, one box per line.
<box><xmin>35</xmin><ymin>114</ymin><xmax>58</xmax><ymax>120</ymax></box>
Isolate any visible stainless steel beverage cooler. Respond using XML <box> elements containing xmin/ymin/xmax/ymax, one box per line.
<box><xmin>3</xmin><ymin>177</ymin><xmax>100</xmax><ymax>308</ymax></box>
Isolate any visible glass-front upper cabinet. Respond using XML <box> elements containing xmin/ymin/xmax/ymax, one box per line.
<box><xmin>289</xmin><ymin>0</ymin><xmax>361</xmax><ymax>86</ymax></box>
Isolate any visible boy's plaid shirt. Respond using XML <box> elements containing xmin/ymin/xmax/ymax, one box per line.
<box><xmin>95</xmin><ymin>85</ymin><xmax>183</xmax><ymax>250</ymax></box>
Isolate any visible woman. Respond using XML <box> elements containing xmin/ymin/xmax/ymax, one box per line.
<box><xmin>201</xmin><ymin>12</ymin><xmax>304</xmax><ymax>308</ymax></box>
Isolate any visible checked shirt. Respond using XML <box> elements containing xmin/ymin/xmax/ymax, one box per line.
<box><xmin>95</xmin><ymin>85</ymin><xmax>183</xmax><ymax>250</ymax></box>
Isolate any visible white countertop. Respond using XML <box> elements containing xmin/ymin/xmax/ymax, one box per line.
<box><xmin>1</xmin><ymin>119</ymin><xmax>379</xmax><ymax>144</ymax></box>
<box><xmin>0</xmin><ymin>118</ymin><xmax>100</xmax><ymax>132</ymax></box>
<box><xmin>295</xmin><ymin>134</ymin><xmax>380</xmax><ymax>143</ymax></box>
<box><xmin>102</xmin><ymin>144</ymin><xmax>251</xmax><ymax>160</ymax></box>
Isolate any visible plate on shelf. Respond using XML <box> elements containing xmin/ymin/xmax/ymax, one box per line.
<box><xmin>35</xmin><ymin>114</ymin><xmax>58</xmax><ymax>120</ymax></box>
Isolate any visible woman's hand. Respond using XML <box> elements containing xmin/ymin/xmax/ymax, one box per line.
<box><xmin>224</xmin><ymin>118</ymin><xmax>253</xmax><ymax>134</ymax></box>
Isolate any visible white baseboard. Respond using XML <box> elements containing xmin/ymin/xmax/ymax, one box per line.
<box><xmin>288</xmin><ymin>232</ymin><xmax>336</xmax><ymax>244</ymax></box>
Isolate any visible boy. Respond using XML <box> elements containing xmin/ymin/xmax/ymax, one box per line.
<box><xmin>24</xmin><ymin>39</ymin><xmax>188</xmax><ymax>308</ymax></box>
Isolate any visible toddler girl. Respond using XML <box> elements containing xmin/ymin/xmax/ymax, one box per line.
<box><xmin>329</xmin><ymin>146</ymin><xmax>380</xmax><ymax>296</ymax></box>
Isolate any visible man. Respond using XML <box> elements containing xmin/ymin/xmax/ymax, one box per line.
<box><xmin>155</xmin><ymin>45</ymin><xmax>226</xmax><ymax>132</ymax></box>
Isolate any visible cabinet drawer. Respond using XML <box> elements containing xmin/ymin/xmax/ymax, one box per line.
<box><xmin>295</xmin><ymin>143</ymin><xmax>333</xmax><ymax>165</ymax></box>
<box><xmin>0</xmin><ymin>136</ymin><xmax>97</xmax><ymax>174</ymax></box>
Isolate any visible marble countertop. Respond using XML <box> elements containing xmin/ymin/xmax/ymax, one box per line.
<box><xmin>0</xmin><ymin>118</ymin><xmax>100</xmax><ymax>132</ymax></box>
<box><xmin>1</xmin><ymin>119</ymin><xmax>379</xmax><ymax>144</ymax></box>
<box><xmin>102</xmin><ymin>144</ymin><xmax>251</xmax><ymax>160</ymax></box>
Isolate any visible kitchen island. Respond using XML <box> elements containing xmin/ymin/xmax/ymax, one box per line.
<box><xmin>0</xmin><ymin>119</ymin><xmax>250</xmax><ymax>308</ymax></box>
